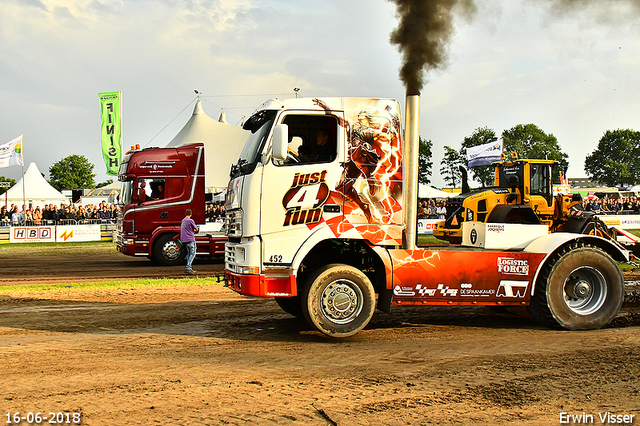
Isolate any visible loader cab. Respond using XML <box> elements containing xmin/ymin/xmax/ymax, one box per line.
<box><xmin>496</xmin><ymin>159</ymin><xmax>555</xmax><ymax>216</ymax></box>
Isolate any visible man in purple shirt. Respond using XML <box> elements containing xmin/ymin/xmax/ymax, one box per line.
<box><xmin>181</xmin><ymin>208</ymin><xmax>199</xmax><ymax>274</ymax></box>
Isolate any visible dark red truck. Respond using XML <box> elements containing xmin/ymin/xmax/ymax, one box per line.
<box><xmin>115</xmin><ymin>143</ymin><xmax>226</xmax><ymax>265</ymax></box>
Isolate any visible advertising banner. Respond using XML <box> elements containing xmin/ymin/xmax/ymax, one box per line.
<box><xmin>597</xmin><ymin>214</ymin><xmax>640</xmax><ymax>229</ymax></box>
<box><xmin>467</xmin><ymin>140</ymin><xmax>502</xmax><ymax>168</ymax></box>
<box><xmin>10</xmin><ymin>226</ymin><xmax>55</xmax><ymax>243</ymax></box>
<box><xmin>0</xmin><ymin>134</ymin><xmax>24</xmax><ymax>168</ymax></box>
<box><xmin>417</xmin><ymin>219</ymin><xmax>441</xmax><ymax>234</ymax></box>
<box><xmin>99</xmin><ymin>91</ymin><xmax>122</xmax><ymax>176</ymax></box>
<box><xmin>55</xmin><ymin>224</ymin><xmax>101</xmax><ymax>242</ymax></box>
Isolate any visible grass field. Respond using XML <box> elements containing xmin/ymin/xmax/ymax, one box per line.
<box><xmin>0</xmin><ymin>277</ymin><xmax>222</xmax><ymax>295</ymax></box>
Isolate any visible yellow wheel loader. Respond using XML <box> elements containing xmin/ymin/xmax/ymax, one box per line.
<box><xmin>433</xmin><ymin>155</ymin><xmax>628</xmax><ymax>251</ymax></box>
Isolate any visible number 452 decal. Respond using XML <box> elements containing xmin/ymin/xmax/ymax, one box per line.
<box><xmin>268</xmin><ymin>255</ymin><xmax>283</xmax><ymax>263</ymax></box>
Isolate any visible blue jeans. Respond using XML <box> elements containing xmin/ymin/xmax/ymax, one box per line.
<box><xmin>185</xmin><ymin>241</ymin><xmax>196</xmax><ymax>270</ymax></box>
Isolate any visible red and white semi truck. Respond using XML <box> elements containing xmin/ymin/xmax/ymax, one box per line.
<box><xmin>223</xmin><ymin>95</ymin><xmax>629</xmax><ymax>337</ymax></box>
<box><xmin>116</xmin><ymin>143</ymin><xmax>227</xmax><ymax>265</ymax></box>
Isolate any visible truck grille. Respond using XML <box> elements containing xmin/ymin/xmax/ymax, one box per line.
<box><xmin>226</xmin><ymin>209</ymin><xmax>242</xmax><ymax>237</ymax></box>
<box><xmin>225</xmin><ymin>245</ymin><xmax>237</xmax><ymax>272</ymax></box>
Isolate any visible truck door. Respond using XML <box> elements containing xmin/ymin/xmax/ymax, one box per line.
<box><xmin>260</xmin><ymin>112</ymin><xmax>345</xmax><ymax>266</ymax></box>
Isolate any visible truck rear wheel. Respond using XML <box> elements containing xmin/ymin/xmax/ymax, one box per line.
<box><xmin>152</xmin><ymin>233</ymin><xmax>186</xmax><ymax>266</ymax></box>
<box><xmin>302</xmin><ymin>264</ymin><xmax>375</xmax><ymax>338</ymax></box>
<box><xmin>528</xmin><ymin>243</ymin><xmax>623</xmax><ymax>330</ymax></box>
<box><xmin>274</xmin><ymin>296</ymin><xmax>303</xmax><ymax>318</ymax></box>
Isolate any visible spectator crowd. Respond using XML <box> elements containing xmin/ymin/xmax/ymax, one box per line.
<box><xmin>418</xmin><ymin>199</ymin><xmax>449</xmax><ymax>220</ymax></box>
<box><xmin>205</xmin><ymin>202</ymin><xmax>225</xmax><ymax>223</ymax></box>
<box><xmin>583</xmin><ymin>196</ymin><xmax>640</xmax><ymax>215</ymax></box>
<box><xmin>1</xmin><ymin>201</ymin><xmax>119</xmax><ymax>226</ymax></box>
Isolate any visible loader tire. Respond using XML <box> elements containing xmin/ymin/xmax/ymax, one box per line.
<box><xmin>528</xmin><ymin>242</ymin><xmax>623</xmax><ymax>330</ymax></box>
<box><xmin>274</xmin><ymin>296</ymin><xmax>303</xmax><ymax>318</ymax></box>
<box><xmin>302</xmin><ymin>264</ymin><xmax>375</xmax><ymax>338</ymax></box>
<box><xmin>152</xmin><ymin>233</ymin><xmax>186</xmax><ymax>266</ymax></box>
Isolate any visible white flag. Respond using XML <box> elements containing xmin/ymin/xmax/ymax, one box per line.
<box><xmin>0</xmin><ymin>135</ymin><xmax>23</xmax><ymax>168</ymax></box>
<box><xmin>466</xmin><ymin>140</ymin><xmax>502</xmax><ymax>168</ymax></box>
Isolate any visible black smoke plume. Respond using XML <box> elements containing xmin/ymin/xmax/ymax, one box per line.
<box><xmin>389</xmin><ymin>0</ymin><xmax>476</xmax><ymax>95</ymax></box>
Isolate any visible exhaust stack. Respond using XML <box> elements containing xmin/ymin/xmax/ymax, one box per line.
<box><xmin>402</xmin><ymin>94</ymin><xmax>420</xmax><ymax>250</ymax></box>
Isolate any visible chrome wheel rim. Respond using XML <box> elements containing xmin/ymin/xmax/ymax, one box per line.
<box><xmin>321</xmin><ymin>279</ymin><xmax>363</xmax><ymax>324</ymax></box>
<box><xmin>162</xmin><ymin>241</ymin><xmax>181</xmax><ymax>261</ymax></box>
<box><xmin>563</xmin><ymin>266</ymin><xmax>607</xmax><ymax>315</ymax></box>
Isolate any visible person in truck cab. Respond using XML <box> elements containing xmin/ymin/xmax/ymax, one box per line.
<box><xmin>298</xmin><ymin>129</ymin><xmax>336</xmax><ymax>163</ymax></box>
<box><xmin>150</xmin><ymin>182</ymin><xmax>164</xmax><ymax>200</ymax></box>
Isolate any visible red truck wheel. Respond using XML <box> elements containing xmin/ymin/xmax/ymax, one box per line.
<box><xmin>528</xmin><ymin>243</ymin><xmax>624</xmax><ymax>330</ymax></box>
<box><xmin>152</xmin><ymin>234</ymin><xmax>186</xmax><ymax>266</ymax></box>
<box><xmin>302</xmin><ymin>264</ymin><xmax>375</xmax><ymax>338</ymax></box>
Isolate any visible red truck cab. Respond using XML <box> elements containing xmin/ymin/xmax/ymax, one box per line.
<box><xmin>116</xmin><ymin>143</ymin><xmax>226</xmax><ymax>265</ymax></box>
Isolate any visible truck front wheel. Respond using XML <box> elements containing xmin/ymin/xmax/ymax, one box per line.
<box><xmin>274</xmin><ymin>296</ymin><xmax>303</xmax><ymax>318</ymax></box>
<box><xmin>528</xmin><ymin>243</ymin><xmax>623</xmax><ymax>330</ymax></box>
<box><xmin>302</xmin><ymin>264</ymin><xmax>375</xmax><ymax>338</ymax></box>
<box><xmin>152</xmin><ymin>233</ymin><xmax>186</xmax><ymax>266</ymax></box>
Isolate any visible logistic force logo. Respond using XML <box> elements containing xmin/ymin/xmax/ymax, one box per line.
<box><xmin>497</xmin><ymin>257</ymin><xmax>530</xmax><ymax>275</ymax></box>
<box><xmin>282</xmin><ymin>171</ymin><xmax>330</xmax><ymax>226</ymax></box>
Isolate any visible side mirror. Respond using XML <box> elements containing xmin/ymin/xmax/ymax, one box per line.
<box><xmin>138</xmin><ymin>188</ymin><xmax>146</xmax><ymax>204</ymax></box>
<box><xmin>272</xmin><ymin>124</ymin><xmax>288</xmax><ymax>161</ymax></box>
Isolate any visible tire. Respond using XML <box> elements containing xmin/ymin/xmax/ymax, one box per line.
<box><xmin>302</xmin><ymin>264</ymin><xmax>376</xmax><ymax>338</ymax></box>
<box><xmin>152</xmin><ymin>233</ymin><xmax>186</xmax><ymax>266</ymax></box>
<box><xmin>528</xmin><ymin>243</ymin><xmax>624</xmax><ymax>330</ymax></box>
<box><xmin>275</xmin><ymin>296</ymin><xmax>303</xmax><ymax>318</ymax></box>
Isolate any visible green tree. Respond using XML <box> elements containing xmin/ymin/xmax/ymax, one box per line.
<box><xmin>440</xmin><ymin>145</ymin><xmax>463</xmax><ymax>189</ymax></box>
<box><xmin>418</xmin><ymin>136</ymin><xmax>433</xmax><ymax>185</ymax></box>
<box><xmin>0</xmin><ymin>176</ymin><xmax>16</xmax><ymax>195</ymax></box>
<box><xmin>584</xmin><ymin>129</ymin><xmax>640</xmax><ymax>187</ymax></box>
<box><xmin>48</xmin><ymin>155</ymin><xmax>96</xmax><ymax>191</ymax></box>
<box><xmin>459</xmin><ymin>127</ymin><xmax>498</xmax><ymax>187</ymax></box>
<box><xmin>501</xmin><ymin>124</ymin><xmax>569</xmax><ymax>183</ymax></box>
<box><xmin>96</xmin><ymin>178</ymin><xmax>114</xmax><ymax>188</ymax></box>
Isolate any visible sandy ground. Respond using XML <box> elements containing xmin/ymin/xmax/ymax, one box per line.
<box><xmin>1</xmin><ymin>249</ymin><xmax>639</xmax><ymax>425</ymax></box>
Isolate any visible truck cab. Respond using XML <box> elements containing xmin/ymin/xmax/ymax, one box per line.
<box><xmin>225</xmin><ymin>98</ymin><xmax>404</xmax><ymax>296</ymax></box>
<box><xmin>116</xmin><ymin>143</ymin><xmax>225</xmax><ymax>265</ymax></box>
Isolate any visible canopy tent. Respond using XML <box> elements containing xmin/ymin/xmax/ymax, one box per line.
<box><xmin>419</xmin><ymin>184</ymin><xmax>458</xmax><ymax>198</ymax></box>
<box><xmin>165</xmin><ymin>101</ymin><xmax>248</xmax><ymax>193</ymax></box>
<box><xmin>81</xmin><ymin>180</ymin><xmax>121</xmax><ymax>205</ymax></box>
<box><xmin>3</xmin><ymin>162</ymin><xmax>68</xmax><ymax>207</ymax></box>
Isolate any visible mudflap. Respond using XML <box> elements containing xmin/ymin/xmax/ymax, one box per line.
<box><xmin>377</xmin><ymin>288</ymin><xmax>393</xmax><ymax>313</ymax></box>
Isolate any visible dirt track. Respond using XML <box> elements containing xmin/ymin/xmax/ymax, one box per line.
<box><xmin>1</xmin><ymin>247</ymin><xmax>639</xmax><ymax>425</ymax></box>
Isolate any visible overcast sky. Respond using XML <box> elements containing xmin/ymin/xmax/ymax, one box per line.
<box><xmin>1</xmin><ymin>0</ymin><xmax>639</xmax><ymax>188</ymax></box>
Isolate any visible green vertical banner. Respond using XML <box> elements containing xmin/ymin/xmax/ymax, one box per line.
<box><xmin>99</xmin><ymin>91</ymin><xmax>122</xmax><ymax>176</ymax></box>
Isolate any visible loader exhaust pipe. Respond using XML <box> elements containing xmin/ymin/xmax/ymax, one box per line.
<box><xmin>403</xmin><ymin>94</ymin><xmax>420</xmax><ymax>250</ymax></box>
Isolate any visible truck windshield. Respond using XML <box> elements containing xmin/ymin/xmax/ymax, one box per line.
<box><xmin>120</xmin><ymin>180</ymin><xmax>134</xmax><ymax>205</ymax></box>
<box><xmin>230</xmin><ymin>110</ymin><xmax>277</xmax><ymax>179</ymax></box>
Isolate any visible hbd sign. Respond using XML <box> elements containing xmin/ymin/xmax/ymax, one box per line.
<box><xmin>10</xmin><ymin>227</ymin><xmax>54</xmax><ymax>243</ymax></box>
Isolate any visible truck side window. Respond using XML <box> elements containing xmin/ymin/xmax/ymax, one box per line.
<box><xmin>139</xmin><ymin>178</ymin><xmax>166</xmax><ymax>202</ymax></box>
<box><xmin>274</xmin><ymin>115</ymin><xmax>338</xmax><ymax>166</ymax></box>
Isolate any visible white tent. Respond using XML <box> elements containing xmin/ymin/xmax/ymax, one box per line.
<box><xmin>419</xmin><ymin>184</ymin><xmax>458</xmax><ymax>198</ymax></box>
<box><xmin>3</xmin><ymin>162</ymin><xmax>68</xmax><ymax>207</ymax></box>
<box><xmin>165</xmin><ymin>101</ymin><xmax>248</xmax><ymax>193</ymax></box>
<box><xmin>81</xmin><ymin>180</ymin><xmax>121</xmax><ymax>205</ymax></box>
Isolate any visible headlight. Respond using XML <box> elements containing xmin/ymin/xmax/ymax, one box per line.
<box><xmin>238</xmin><ymin>266</ymin><xmax>260</xmax><ymax>275</ymax></box>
